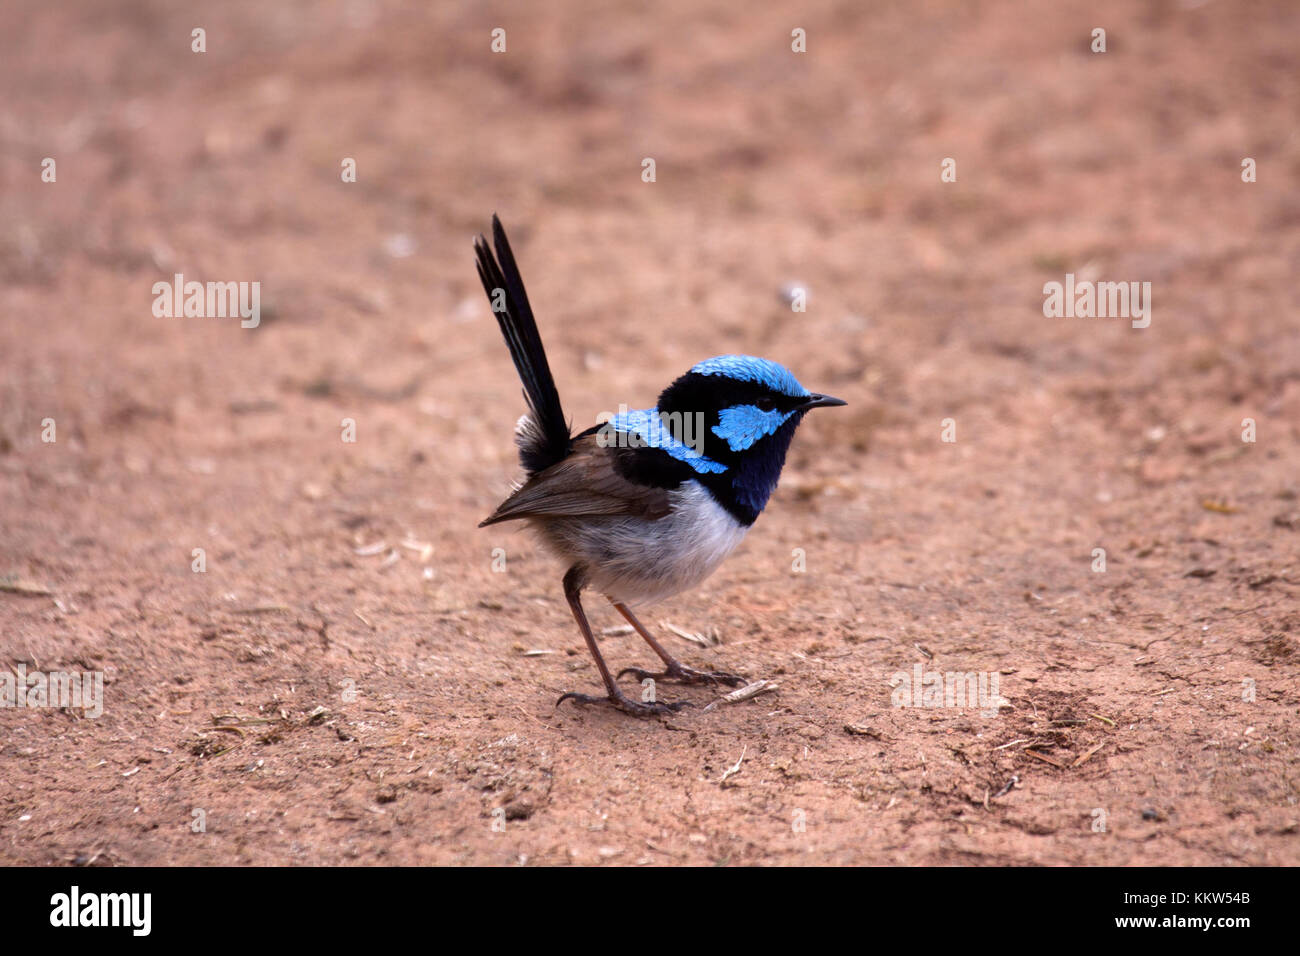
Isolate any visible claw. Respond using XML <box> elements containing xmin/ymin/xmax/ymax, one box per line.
<box><xmin>555</xmin><ymin>690</ymin><xmax>691</xmax><ymax>717</ymax></box>
<box><xmin>617</xmin><ymin>663</ymin><xmax>747</xmax><ymax>688</ymax></box>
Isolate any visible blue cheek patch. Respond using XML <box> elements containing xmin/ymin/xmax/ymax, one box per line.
<box><xmin>712</xmin><ymin>404</ymin><xmax>795</xmax><ymax>451</ymax></box>
<box><xmin>605</xmin><ymin>407</ymin><xmax>729</xmax><ymax>475</ymax></box>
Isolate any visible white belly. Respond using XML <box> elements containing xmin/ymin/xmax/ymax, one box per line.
<box><xmin>538</xmin><ymin>481</ymin><xmax>749</xmax><ymax>606</ymax></box>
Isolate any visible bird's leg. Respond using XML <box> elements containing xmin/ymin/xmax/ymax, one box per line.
<box><xmin>612</xmin><ymin>601</ymin><xmax>747</xmax><ymax>687</ymax></box>
<box><xmin>555</xmin><ymin>568</ymin><xmax>689</xmax><ymax>717</ymax></box>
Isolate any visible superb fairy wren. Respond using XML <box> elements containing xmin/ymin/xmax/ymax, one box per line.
<box><xmin>476</xmin><ymin>215</ymin><xmax>846</xmax><ymax>716</ymax></box>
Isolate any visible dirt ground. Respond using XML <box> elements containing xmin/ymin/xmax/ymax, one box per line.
<box><xmin>1</xmin><ymin>0</ymin><xmax>1297</xmax><ymax>867</ymax></box>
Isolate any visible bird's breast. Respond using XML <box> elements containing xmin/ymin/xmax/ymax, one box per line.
<box><xmin>541</xmin><ymin>480</ymin><xmax>749</xmax><ymax>606</ymax></box>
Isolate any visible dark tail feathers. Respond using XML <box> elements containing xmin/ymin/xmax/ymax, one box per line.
<box><xmin>474</xmin><ymin>215</ymin><xmax>571</xmax><ymax>474</ymax></box>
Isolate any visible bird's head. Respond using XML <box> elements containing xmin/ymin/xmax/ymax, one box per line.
<box><xmin>654</xmin><ymin>355</ymin><xmax>846</xmax><ymax>520</ymax></box>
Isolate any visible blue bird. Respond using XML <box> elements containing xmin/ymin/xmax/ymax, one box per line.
<box><xmin>476</xmin><ymin>216</ymin><xmax>846</xmax><ymax>716</ymax></box>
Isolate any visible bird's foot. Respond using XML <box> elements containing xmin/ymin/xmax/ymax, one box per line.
<box><xmin>555</xmin><ymin>689</ymin><xmax>691</xmax><ymax>717</ymax></box>
<box><xmin>617</xmin><ymin>662</ymin><xmax>747</xmax><ymax>687</ymax></box>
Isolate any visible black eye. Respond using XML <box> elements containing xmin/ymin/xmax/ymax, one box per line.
<box><xmin>756</xmin><ymin>397</ymin><xmax>776</xmax><ymax>412</ymax></box>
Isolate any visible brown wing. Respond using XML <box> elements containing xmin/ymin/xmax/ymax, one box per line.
<box><xmin>479</xmin><ymin>433</ymin><xmax>673</xmax><ymax>527</ymax></box>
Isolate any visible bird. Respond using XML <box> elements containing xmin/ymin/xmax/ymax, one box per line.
<box><xmin>474</xmin><ymin>215</ymin><xmax>846</xmax><ymax>716</ymax></box>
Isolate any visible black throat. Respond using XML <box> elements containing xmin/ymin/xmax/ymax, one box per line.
<box><xmin>696</xmin><ymin>414</ymin><xmax>803</xmax><ymax>526</ymax></box>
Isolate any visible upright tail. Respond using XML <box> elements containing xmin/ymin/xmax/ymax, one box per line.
<box><xmin>474</xmin><ymin>214</ymin><xmax>571</xmax><ymax>475</ymax></box>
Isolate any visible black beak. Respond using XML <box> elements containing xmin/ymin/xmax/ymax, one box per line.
<box><xmin>799</xmin><ymin>393</ymin><xmax>847</xmax><ymax>410</ymax></box>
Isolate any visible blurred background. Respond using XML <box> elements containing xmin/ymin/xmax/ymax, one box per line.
<box><xmin>1</xmin><ymin>1</ymin><xmax>1297</xmax><ymax>865</ymax></box>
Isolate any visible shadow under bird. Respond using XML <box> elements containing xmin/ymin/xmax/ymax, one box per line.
<box><xmin>475</xmin><ymin>215</ymin><xmax>846</xmax><ymax>716</ymax></box>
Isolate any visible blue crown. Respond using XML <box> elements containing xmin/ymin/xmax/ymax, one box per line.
<box><xmin>690</xmin><ymin>355</ymin><xmax>809</xmax><ymax>398</ymax></box>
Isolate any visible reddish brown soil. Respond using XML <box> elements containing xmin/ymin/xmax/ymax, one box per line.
<box><xmin>1</xmin><ymin>0</ymin><xmax>1298</xmax><ymax>866</ymax></box>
